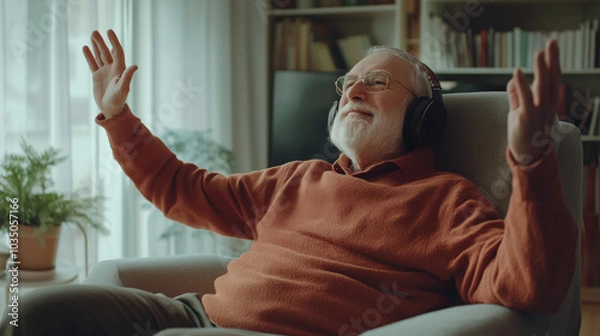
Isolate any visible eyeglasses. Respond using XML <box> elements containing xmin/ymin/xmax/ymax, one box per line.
<box><xmin>334</xmin><ymin>72</ymin><xmax>416</xmax><ymax>97</ymax></box>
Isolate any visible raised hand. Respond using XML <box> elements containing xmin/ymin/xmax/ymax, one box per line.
<box><xmin>82</xmin><ymin>30</ymin><xmax>138</xmax><ymax>119</ymax></box>
<box><xmin>506</xmin><ymin>39</ymin><xmax>562</xmax><ymax>166</ymax></box>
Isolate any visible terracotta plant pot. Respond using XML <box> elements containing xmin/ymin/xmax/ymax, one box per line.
<box><xmin>15</xmin><ymin>225</ymin><xmax>61</xmax><ymax>271</ymax></box>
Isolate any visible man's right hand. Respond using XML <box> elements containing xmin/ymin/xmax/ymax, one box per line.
<box><xmin>82</xmin><ymin>30</ymin><xmax>138</xmax><ymax>119</ymax></box>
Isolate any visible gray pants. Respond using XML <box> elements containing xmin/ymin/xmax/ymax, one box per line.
<box><xmin>0</xmin><ymin>284</ymin><xmax>272</xmax><ymax>336</ymax></box>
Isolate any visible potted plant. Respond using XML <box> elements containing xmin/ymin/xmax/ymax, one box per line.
<box><xmin>0</xmin><ymin>140</ymin><xmax>107</xmax><ymax>274</ymax></box>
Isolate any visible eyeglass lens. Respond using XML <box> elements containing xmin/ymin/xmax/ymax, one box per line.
<box><xmin>336</xmin><ymin>73</ymin><xmax>388</xmax><ymax>95</ymax></box>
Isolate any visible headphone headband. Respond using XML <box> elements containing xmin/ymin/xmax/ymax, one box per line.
<box><xmin>418</xmin><ymin>61</ymin><xmax>443</xmax><ymax>102</ymax></box>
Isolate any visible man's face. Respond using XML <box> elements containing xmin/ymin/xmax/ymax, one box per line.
<box><xmin>330</xmin><ymin>53</ymin><xmax>416</xmax><ymax>166</ymax></box>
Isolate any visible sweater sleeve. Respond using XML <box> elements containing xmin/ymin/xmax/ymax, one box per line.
<box><xmin>444</xmin><ymin>149</ymin><xmax>578</xmax><ymax>313</ymax></box>
<box><xmin>95</xmin><ymin>106</ymin><xmax>288</xmax><ymax>240</ymax></box>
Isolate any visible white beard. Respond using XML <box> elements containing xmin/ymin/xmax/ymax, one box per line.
<box><xmin>329</xmin><ymin>101</ymin><xmax>404</xmax><ymax>169</ymax></box>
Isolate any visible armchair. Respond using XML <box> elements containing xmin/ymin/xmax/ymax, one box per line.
<box><xmin>84</xmin><ymin>92</ymin><xmax>583</xmax><ymax>335</ymax></box>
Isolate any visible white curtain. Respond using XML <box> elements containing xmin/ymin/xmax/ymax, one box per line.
<box><xmin>1</xmin><ymin>0</ymin><xmax>268</xmax><ymax>274</ymax></box>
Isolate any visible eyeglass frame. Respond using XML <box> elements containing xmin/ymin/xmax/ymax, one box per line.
<box><xmin>334</xmin><ymin>71</ymin><xmax>417</xmax><ymax>97</ymax></box>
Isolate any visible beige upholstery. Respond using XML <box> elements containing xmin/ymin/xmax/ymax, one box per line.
<box><xmin>85</xmin><ymin>92</ymin><xmax>583</xmax><ymax>335</ymax></box>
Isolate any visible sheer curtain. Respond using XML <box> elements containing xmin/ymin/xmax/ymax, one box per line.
<box><xmin>126</xmin><ymin>0</ymin><xmax>268</xmax><ymax>258</ymax></box>
<box><xmin>1</xmin><ymin>0</ymin><xmax>268</xmax><ymax>273</ymax></box>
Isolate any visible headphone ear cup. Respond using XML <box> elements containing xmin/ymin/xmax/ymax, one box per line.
<box><xmin>403</xmin><ymin>97</ymin><xmax>447</xmax><ymax>149</ymax></box>
<box><xmin>419</xmin><ymin>100</ymin><xmax>447</xmax><ymax>146</ymax></box>
<box><xmin>403</xmin><ymin>97</ymin><xmax>429</xmax><ymax>149</ymax></box>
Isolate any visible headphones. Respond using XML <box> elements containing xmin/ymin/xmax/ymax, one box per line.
<box><xmin>328</xmin><ymin>61</ymin><xmax>447</xmax><ymax>151</ymax></box>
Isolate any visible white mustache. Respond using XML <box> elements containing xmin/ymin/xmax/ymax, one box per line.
<box><xmin>339</xmin><ymin>102</ymin><xmax>379</xmax><ymax>116</ymax></box>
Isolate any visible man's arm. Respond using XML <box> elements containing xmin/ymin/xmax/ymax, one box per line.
<box><xmin>83</xmin><ymin>30</ymin><xmax>284</xmax><ymax>239</ymax></box>
<box><xmin>444</xmin><ymin>150</ymin><xmax>577</xmax><ymax>313</ymax></box>
<box><xmin>95</xmin><ymin>106</ymin><xmax>277</xmax><ymax>239</ymax></box>
<box><xmin>444</xmin><ymin>39</ymin><xmax>578</xmax><ymax>313</ymax></box>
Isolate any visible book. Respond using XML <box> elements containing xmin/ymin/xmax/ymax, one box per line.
<box><xmin>592</xmin><ymin>19</ymin><xmax>599</xmax><ymax>68</ymax></box>
<box><xmin>272</xmin><ymin>21</ymin><xmax>285</xmax><ymax>70</ymax></box>
<box><xmin>556</xmin><ymin>83</ymin><xmax>571</xmax><ymax>124</ymax></box>
<box><xmin>506</xmin><ymin>31</ymin><xmax>513</xmax><ymax>68</ymax></box>
<box><xmin>494</xmin><ymin>30</ymin><xmax>501</xmax><ymax>68</ymax></box>
<box><xmin>297</xmin><ymin>19</ymin><xmax>311</xmax><ymax>71</ymax></box>
<box><xmin>519</xmin><ymin>28</ymin><xmax>528</xmax><ymax>68</ymax></box>
<box><xmin>336</xmin><ymin>34</ymin><xmax>372</xmax><ymax>69</ymax></box>
<box><xmin>466</xmin><ymin>28</ymin><xmax>474</xmax><ymax>68</ymax></box>
<box><xmin>575</xmin><ymin>25</ymin><xmax>584</xmax><ymax>70</ymax></box>
<box><xmin>513</xmin><ymin>27</ymin><xmax>521</xmax><ymax>67</ymax></box>
<box><xmin>584</xmin><ymin>20</ymin><xmax>590</xmax><ymax>69</ymax></box>
<box><xmin>558</xmin><ymin>31</ymin><xmax>567</xmax><ymax>70</ymax></box>
<box><xmin>486</xmin><ymin>28</ymin><xmax>494</xmax><ymax>68</ymax></box>
<box><xmin>311</xmin><ymin>41</ymin><xmax>336</xmax><ymax>71</ymax></box>
<box><xmin>589</xmin><ymin>97</ymin><xmax>600</xmax><ymax>136</ymax></box>
<box><xmin>449</xmin><ymin>30</ymin><xmax>459</xmax><ymax>68</ymax></box>
<box><xmin>284</xmin><ymin>18</ymin><xmax>296</xmax><ymax>70</ymax></box>
<box><xmin>309</xmin><ymin>22</ymin><xmax>337</xmax><ymax>71</ymax></box>
<box><xmin>473</xmin><ymin>34</ymin><xmax>481</xmax><ymax>68</ymax></box>
<box><xmin>480</xmin><ymin>29</ymin><xmax>487</xmax><ymax>68</ymax></box>
<box><xmin>579</xmin><ymin>97</ymin><xmax>595</xmax><ymax>133</ymax></box>
<box><xmin>458</xmin><ymin>31</ymin><xmax>469</xmax><ymax>67</ymax></box>
<box><xmin>566</xmin><ymin>29</ymin><xmax>575</xmax><ymax>70</ymax></box>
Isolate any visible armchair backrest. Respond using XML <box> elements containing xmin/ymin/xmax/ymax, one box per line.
<box><xmin>433</xmin><ymin>91</ymin><xmax>583</xmax><ymax>335</ymax></box>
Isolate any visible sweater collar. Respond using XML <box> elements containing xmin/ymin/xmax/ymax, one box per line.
<box><xmin>332</xmin><ymin>147</ymin><xmax>436</xmax><ymax>179</ymax></box>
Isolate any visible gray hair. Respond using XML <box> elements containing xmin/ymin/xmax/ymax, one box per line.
<box><xmin>364</xmin><ymin>46</ymin><xmax>432</xmax><ymax>99</ymax></box>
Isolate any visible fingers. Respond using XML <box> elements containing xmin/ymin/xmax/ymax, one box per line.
<box><xmin>546</xmin><ymin>39</ymin><xmax>561</xmax><ymax>80</ymax></box>
<box><xmin>532</xmin><ymin>50</ymin><xmax>548</xmax><ymax>107</ymax></box>
<box><xmin>118</xmin><ymin>65</ymin><xmax>139</xmax><ymax>92</ymax></box>
<box><xmin>82</xmin><ymin>46</ymin><xmax>98</xmax><ymax>72</ymax></box>
<box><xmin>546</xmin><ymin>39</ymin><xmax>562</xmax><ymax>104</ymax></box>
<box><xmin>91</xmin><ymin>30</ymin><xmax>113</xmax><ymax>65</ymax></box>
<box><xmin>107</xmin><ymin>29</ymin><xmax>125</xmax><ymax>66</ymax></box>
<box><xmin>83</xmin><ymin>30</ymin><xmax>126</xmax><ymax>73</ymax></box>
<box><xmin>91</xmin><ymin>36</ymin><xmax>103</xmax><ymax>67</ymax></box>
<box><xmin>513</xmin><ymin>68</ymin><xmax>534</xmax><ymax>112</ymax></box>
<box><xmin>506</xmin><ymin>78</ymin><xmax>520</xmax><ymax>111</ymax></box>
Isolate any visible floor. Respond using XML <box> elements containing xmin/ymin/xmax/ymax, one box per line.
<box><xmin>581</xmin><ymin>287</ymin><xmax>600</xmax><ymax>336</ymax></box>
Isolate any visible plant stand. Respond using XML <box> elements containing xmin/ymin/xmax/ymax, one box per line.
<box><xmin>1</xmin><ymin>261</ymin><xmax>78</xmax><ymax>304</ymax></box>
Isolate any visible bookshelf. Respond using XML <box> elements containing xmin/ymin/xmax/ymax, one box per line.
<box><xmin>266</xmin><ymin>0</ymin><xmax>408</xmax><ymax>73</ymax></box>
<box><xmin>419</xmin><ymin>0</ymin><xmax>600</xmax><ymax>138</ymax></box>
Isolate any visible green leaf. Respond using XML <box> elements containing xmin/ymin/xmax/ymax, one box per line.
<box><xmin>0</xmin><ymin>139</ymin><xmax>108</xmax><ymax>243</ymax></box>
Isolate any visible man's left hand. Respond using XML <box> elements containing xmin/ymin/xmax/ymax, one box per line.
<box><xmin>506</xmin><ymin>39</ymin><xmax>561</xmax><ymax>166</ymax></box>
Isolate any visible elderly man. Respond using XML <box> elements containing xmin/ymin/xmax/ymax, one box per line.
<box><xmin>2</xmin><ymin>30</ymin><xmax>576</xmax><ymax>336</ymax></box>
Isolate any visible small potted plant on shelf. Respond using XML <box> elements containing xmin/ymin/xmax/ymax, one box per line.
<box><xmin>0</xmin><ymin>140</ymin><xmax>107</xmax><ymax>276</ymax></box>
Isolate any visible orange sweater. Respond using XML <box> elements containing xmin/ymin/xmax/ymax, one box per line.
<box><xmin>97</xmin><ymin>106</ymin><xmax>577</xmax><ymax>336</ymax></box>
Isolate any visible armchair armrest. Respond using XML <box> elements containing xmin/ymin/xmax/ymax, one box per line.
<box><xmin>362</xmin><ymin>304</ymin><xmax>549</xmax><ymax>336</ymax></box>
<box><xmin>83</xmin><ymin>254</ymin><xmax>233</xmax><ymax>298</ymax></box>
